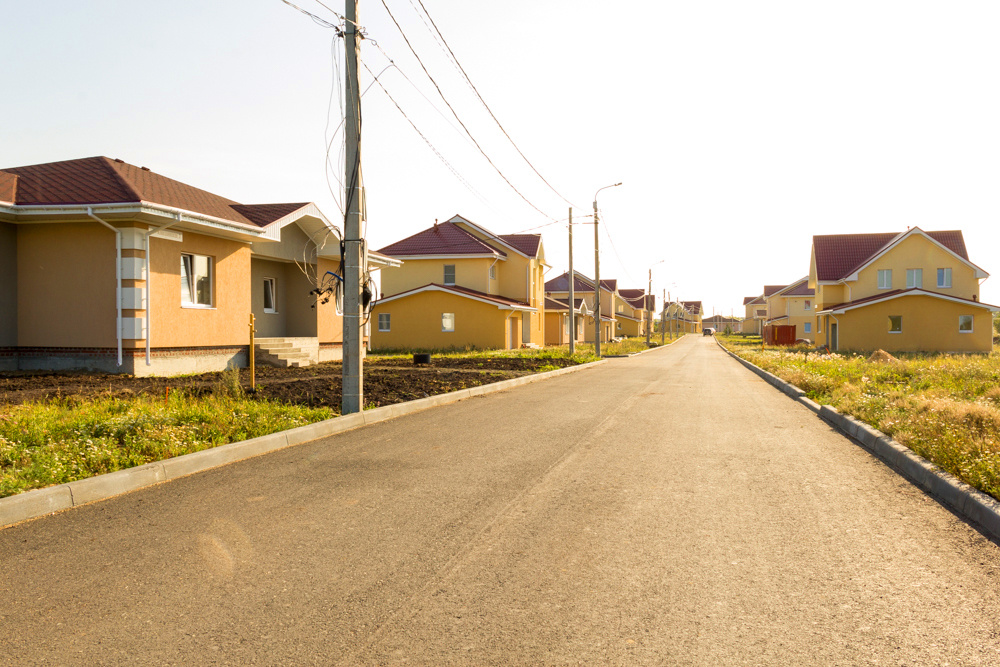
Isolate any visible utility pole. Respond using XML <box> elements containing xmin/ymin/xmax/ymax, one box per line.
<box><xmin>661</xmin><ymin>289</ymin><xmax>666</xmax><ymax>345</ymax></box>
<box><xmin>646</xmin><ymin>268</ymin><xmax>653</xmax><ymax>346</ymax></box>
<box><xmin>568</xmin><ymin>208</ymin><xmax>575</xmax><ymax>354</ymax></box>
<box><xmin>592</xmin><ymin>183</ymin><xmax>621</xmax><ymax>356</ymax></box>
<box><xmin>342</xmin><ymin>0</ymin><xmax>363</xmax><ymax>415</ymax></box>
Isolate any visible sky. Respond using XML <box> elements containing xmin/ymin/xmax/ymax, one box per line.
<box><xmin>5</xmin><ymin>0</ymin><xmax>1000</xmax><ymax>315</ymax></box>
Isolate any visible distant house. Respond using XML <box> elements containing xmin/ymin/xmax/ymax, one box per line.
<box><xmin>764</xmin><ymin>277</ymin><xmax>816</xmax><ymax>342</ymax></box>
<box><xmin>680</xmin><ymin>301</ymin><xmax>703</xmax><ymax>333</ymax></box>
<box><xmin>809</xmin><ymin>227</ymin><xmax>998</xmax><ymax>352</ymax></box>
<box><xmin>617</xmin><ymin>288</ymin><xmax>654</xmax><ymax>338</ymax></box>
<box><xmin>544</xmin><ymin>271</ymin><xmax>618</xmax><ymax>343</ymax></box>
<box><xmin>543</xmin><ymin>297</ymin><xmax>589</xmax><ymax>346</ymax></box>
<box><xmin>0</xmin><ymin>156</ymin><xmax>397</xmax><ymax>374</ymax></box>
<box><xmin>702</xmin><ymin>314</ymin><xmax>742</xmax><ymax>333</ymax></box>
<box><xmin>741</xmin><ymin>295</ymin><xmax>766</xmax><ymax>334</ymax></box>
<box><xmin>370</xmin><ymin>215</ymin><xmax>545</xmax><ymax>350</ymax></box>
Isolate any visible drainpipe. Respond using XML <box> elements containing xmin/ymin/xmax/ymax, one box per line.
<box><xmin>87</xmin><ymin>208</ymin><xmax>123</xmax><ymax>368</ymax></box>
<box><xmin>141</xmin><ymin>214</ymin><xmax>183</xmax><ymax>366</ymax></box>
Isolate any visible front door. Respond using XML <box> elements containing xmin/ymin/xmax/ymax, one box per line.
<box><xmin>830</xmin><ymin>322</ymin><xmax>838</xmax><ymax>350</ymax></box>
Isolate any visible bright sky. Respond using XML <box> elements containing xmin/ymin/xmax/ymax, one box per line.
<box><xmin>6</xmin><ymin>1</ymin><xmax>1000</xmax><ymax>315</ymax></box>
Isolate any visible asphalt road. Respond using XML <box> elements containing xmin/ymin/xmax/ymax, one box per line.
<box><xmin>2</xmin><ymin>336</ymin><xmax>999</xmax><ymax>665</ymax></box>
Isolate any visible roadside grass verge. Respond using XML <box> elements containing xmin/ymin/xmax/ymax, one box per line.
<box><xmin>369</xmin><ymin>346</ymin><xmax>598</xmax><ymax>364</ymax></box>
<box><xmin>0</xmin><ymin>389</ymin><xmax>333</xmax><ymax>498</ymax></box>
<box><xmin>717</xmin><ymin>334</ymin><xmax>1000</xmax><ymax>502</ymax></box>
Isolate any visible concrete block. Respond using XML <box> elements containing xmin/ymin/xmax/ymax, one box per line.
<box><xmin>855</xmin><ymin>424</ymin><xmax>882</xmax><ymax>450</ymax></box>
<box><xmin>893</xmin><ymin>449</ymin><xmax>934</xmax><ymax>491</ymax></box>
<box><xmin>871</xmin><ymin>436</ymin><xmax>906</xmax><ymax>470</ymax></box>
<box><xmin>818</xmin><ymin>405</ymin><xmax>844</xmax><ymax>430</ymax></box>
<box><xmin>362</xmin><ymin>405</ymin><xmax>398</xmax><ymax>426</ymax></box>
<box><xmin>0</xmin><ymin>486</ymin><xmax>74</xmax><ymax>528</ymax></box>
<box><xmin>161</xmin><ymin>433</ymin><xmax>287</xmax><ymax>480</ymax></box>
<box><xmin>285</xmin><ymin>417</ymin><xmax>346</xmax><ymax>446</ymax></box>
<box><xmin>962</xmin><ymin>493</ymin><xmax>1000</xmax><ymax>543</ymax></box>
<box><xmin>69</xmin><ymin>462</ymin><xmax>166</xmax><ymax>506</ymax></box>
<box><xmin>798</xmin><ymin>397</ymin><xmax>821</xmax><ymax>413</ymax></box>
<box><xmin>925</xmin><ymin>471</ymin><xmax>972</xmax><ymax>515</ymax></box>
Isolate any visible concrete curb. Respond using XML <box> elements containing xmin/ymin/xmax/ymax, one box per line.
<box><xmin>1</xmin><ymin>358</ymin><xmax>609</xmax><ymax>530</ymax></box>
<box><xmin>716</xmin><ymin>338</ymin><xmax>1000</xmax><ymax>544</ymax></box>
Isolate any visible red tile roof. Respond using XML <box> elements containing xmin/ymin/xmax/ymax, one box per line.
<box><xmin>0</xmin><ymin>156</ymin><xmax>308</xmax><ymax>228</ymax></box>
<box><xmin>743</xmin><ymin>295</ymin><xmax>763</xmax><ymax>305</ymax></box>
<box><xmin>778</xmin><ymin>278</ymin><xmax>815</xmax><ymax>297</ymax></box>
<box><xmin>377</xmin><ymin>221</ymin><xmax>506</xmax><ymax>257</ymax></box>
<box><xmin>820</xmin><ymin>287</ymin><xmax>996</xmax><ymax>313</ymax></box>
<box><xmin>618</xmin><ymin>288</ymin><xmax>645</xmax><ymax>299</ymax></box>
<box><xmin>813</xmin><ymin>230</ymin><xmax>969</xmax><ymax>282</ymax></box>
<box><xmin>763</xmin><ymin>285</ymin><xmax>787</xmax><ymax>297</ymax></box>
<box><xmin>498</xmin><ymin>233</ymin><xmax>541</xmax><ymax>257</ymax></box>
<box><xmin>544</xmin><ymin>271</ymin><xmax>616</xmax><ymax>294</ymax></box>
<box><xmin>379</xmin><ymin>283</ymin><xmax>531</xmax><ymax>309</ymax></box>
<box><xmin>681</xmin><ymin>300</ymin><xmax>702</xmax><ymax>313</ymax></box>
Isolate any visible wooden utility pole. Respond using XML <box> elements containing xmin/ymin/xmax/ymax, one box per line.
<box><xmin>342</xmin><ymin>0</ymin><xmax>364</xmax><ymax>414</ymax></box>
<box><xmin>568</xmin><ymin>208</ymin><xmax>575</xmax><ymax>354</ymax></box>
<box><xmin>661</xmin><ymin>289</ymin><xmax>666</xmax><ymax>345</ymax></box>
<box><xmin>645</xmin><ymin>269</ymin><xmax>653</xmax><ymax>346</ymax></box>
<box><xmin>593</xmin><ymin>198</ymin><xmax>601</xmax><ymax>356</ymax></box>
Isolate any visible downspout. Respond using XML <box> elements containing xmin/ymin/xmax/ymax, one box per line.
<box><xmin>141</xmin><ymin>214</ymin><xmax>183</xmax><ymax>366</ymax></box>
<box><xmin>87</xmin><ymin>208</ymin><xmax>123</xmax><ymax>368</ymax></box>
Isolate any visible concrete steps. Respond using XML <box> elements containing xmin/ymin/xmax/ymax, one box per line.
<box><xmin>254</xmin><ymin>337</ymin><xmax>319</xmax><ymax>368</ymax></box>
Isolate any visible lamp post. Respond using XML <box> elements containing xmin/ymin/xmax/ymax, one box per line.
<box><xmin>593</xmin><ymin>182</ymin><xmax>621</xmax><ymax>356</ymax></box>
<box><xmin>646</xmin><ymin>260</ymin><xmax>664</xmax><ymax>345</ymax></box>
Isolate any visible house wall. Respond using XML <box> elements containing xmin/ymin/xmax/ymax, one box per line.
<box><xmin>380</xmin><ymin>257</ymin><xmax>493</xmax><ymax>296</ymax></box>
<box><xmin>836</xmin><ymin>295</ymin><xmax>993</xmax><ymax>352</ymax></box>
<box><xmin>149</xmin><ymin>230</ymin><xmax>251</xmax><ymax>347</ymax></box>
<box><xmin>786</xmin><ymin>297</ymin><xmax>815</xmax><ymax>342</ymax></box>
<box><xmin>370</xmin><ymin>291</ymin><xmax>513</xmax><ymax>350</ymax></box>
<box><xmin>316</xmin><ymin>257</ymin><xmax>344</xmax><ymax>346</ymax></box>
<box><xmin>251</xmin><ymin>258</ymin><xmax>288</xmax><ymax>338</ymax></box>
<box><xmin>544</xmin><ymin>311</ymin><xmax>567</xmax><ymax>346</ymax></box>
<box><xmin>0</xmin><ymin>222</ymin><xmax>17</xmax><ymax>348</ymax></box>
<box><xmin>17</xmin><ymin>222</ymin><xmax>116</xmax><ymax>347</ymax></box>
<box><xmin>816</xmin><ymin>284</ymin><xmax>845</xmax><ymax>310</ymax></box>
<box><xmin>854</xmin><ymin>234</ymin><xmax>980</xmax><ymax>302</ymax></box>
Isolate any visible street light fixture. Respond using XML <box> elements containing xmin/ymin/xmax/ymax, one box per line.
<box><xmin>593</xmin><ymin>182</ymin><xmax>621</xmax><ymax>356</ymax></box>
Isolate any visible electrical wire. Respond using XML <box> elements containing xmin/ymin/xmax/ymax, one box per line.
<box><xmin>279</xmin><ymin>0</ymin><xmax>340</xmax><ymax>29</ymax></box>
<box><xmin>598</xmin><ymin>207</ymin><xmax>638</xmax><ymax>286</ymax></box>
<box><xmin>377</xmin><ymin>0</ymin><xmax>557</xmax><ymax>221</ymax></box>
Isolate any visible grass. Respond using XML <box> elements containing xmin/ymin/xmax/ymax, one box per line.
<box><xmin>368</xmin><ymin>346</ymin><xmax>599</xmax><ymax>364</ymax></box>
<box><xmin>717</xmin><ymin>333</ymin><xmax>1000</xmax><ymax>502</ymax></box>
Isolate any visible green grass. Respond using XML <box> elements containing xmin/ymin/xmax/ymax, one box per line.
<box><xmin>0</xmin><ymin>390</ymin><xmax>332</xmax><ymax>498</ymax></box>
<box><xmin>369</xmin><ymin>346</ymin><xmax>600</xmax><ymax>364</ymax></box>
<box><xmin>717</xmin><ymin>333</ymin><xmax>1000</xmax><ymax>501</ymax></box>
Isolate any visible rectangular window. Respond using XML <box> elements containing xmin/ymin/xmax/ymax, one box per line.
<box><xmin>444</xmin><ymin>264</ymin><xmax>456</xmax><ymax>285</ymax></box>
<box><xmin>442</xmin><ymin>312</ymin><xmax>455</xmax><ymax>332</ymax></box>
<box><xmin>878</xmin><ymin>269</ymin><xmax>892</xmax><ymax>289</ymax></box>
<box><xmin>938</xmin><ymin>268</ymin><xmax>952</xmax><ymax>288</ymax></box>
<box><xmin>906</xmin><ymin>269</ymin><xmax>922</xmax><ymax>289</ymax></box>
<box><xmin>804</xmin><ymin>300</ymin><xmax>811</xmax><ymax>311</ymax></box>
<box><xmin>959</xmin><ymin>315</ymin><xmax>973</xmax><ymax>333</ymax></box>
<box><xmin>263</xmin><ymin>278</ymin><xmax>276</xmax><ymax>313</ymax></box>
<box><xmin>489</xmin><ymin>265</ymin><xmax>496</xmax><ymax>280</ymax></box>
<box><xmin>804</xmin><ymin>322</ymin><xmax>812</xmax><ymax>334</ymax></box>
<box><xmin>378</xmin><ymin>313</ymin><xmax>391</xmax><ymax>332</ymax></box>
<box><xmin>180</xmin><ymin>253</ymin><xmax>213</xmax><ymax>307</ymax></box>
<box><xmin>888</xmin><ymin>315</ymin><xmax>902</xmax><ymax>333</ymax></box>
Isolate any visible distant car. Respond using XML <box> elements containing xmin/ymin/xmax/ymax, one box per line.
<box><xmin>702</xmin><ymin>327</ymin><xmax>715</xmax><ymax>336</ymax></box>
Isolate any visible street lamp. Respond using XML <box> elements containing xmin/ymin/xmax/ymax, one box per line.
<box><xmin>593</xmin><ymin>182</ymin><xmax>621</xmax><ymax>356</ymax></box>
<box><xmin>646</xmin><ymin>260</ymin><xmax>664</xmax><ymax>345</ymax></box>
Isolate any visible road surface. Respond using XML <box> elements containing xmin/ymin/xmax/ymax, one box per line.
<box><xmin>2</xmin><ymin>335</ymin><xmax>999</xmax><ymax>665</ymax></box>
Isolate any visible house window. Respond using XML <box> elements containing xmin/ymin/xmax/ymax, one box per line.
<box><xmin>888</xmin><ymin>315</ymin><xmax>902</xmax><ymax>333</ymax></box>
<box><xmin>444</xmin><ymin>265</ymin><xmax>456</xmax><ymax>285</ymax></box>
<box><xmin>906</xmin><ymin>269</ymin><xmax>922</xmax><ymax>289</ymax></box>
<box><xmin>804</xmin><ymin>322</ymin><xmax>812</xmax><ymax>334</ymax></box>
<box><xmin>442</xmin><ymin>312</ymin><xmax>455</xmax><ymax>332</ymax></box>
<box><xmin>959</xmin><ymin>315</ymin><xmax>973</xmax><ymax>333</ymax></box>
<box><xmin>489</xmin><ymin>265</ymin><xmax>496</xmax><ymax>280</ymax></box>
<box><xmin>378</xmin><ymin>313</ymin><xmax>391</xmax><ymax>332</ymax></box>
<box><xmin>263</xmin><ymin>278</ymin><xmax>276</xmax><ymax>313</ymax></box>
<box><xmin>181</xmin><ymin>253</ymin><xmax>213</xmax><ymax>307</ymax></box>
<box><xmin>804</xmin><ymin>300</ymin><xmax>811</xmax><ymax>311</ymax></box>
<box><xmin>938</xmin><ymin>268</ymin><xmax>952</xmax><ymax>288</ymax></box>
<box><xmin>878</xmin><ymin>269</ymin><xmax>892</xmax><ymax>290</ymax></box>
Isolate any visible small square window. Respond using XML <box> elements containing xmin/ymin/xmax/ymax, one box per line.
<box><xmin>938</xmin><ymin>268</ymin><xmax>952</xmax><ymax>288</ymax></box>
<box><xmin>959</xmin><ymin>315</ymin><xmax>973</xmax><ymax>333</ymax></box>
<box><xmin>181</xmin><ymin>253</ymin><xmax>213</xmax><ymax>307</ymax></box>
<box><xmin>804</xmin><ymin>300</ymin><xmax>811</xmax><ymax>311</ymax></box>
<box><xmin>804</xmin><ymin>322</ymin><xmax>812</xmax><ymax>334</ymax></box>
<box><xmin>878</xmin><ymin>269</ymin><xmax>892</xmax><ymax>290</ymax></box>
<box><xmin>442</xmin><ymin>312</ymin><xmax>455</xmax><ymax>332</ymax></box>
<box><xmin>906</xmin><ymin>269</ymin><xmax>922</xmax><ymax>289</ymax></box>
<box><xmin>263</xmin><ymin>278</ymin><xmax>276</xmax><ymax>313</ymax></box>
<box><xmin>888</xmin><ymin>315</ymin><xmax>902</xmax><ymax>333</ymax></box>
<box><xmin>378</xmin><ymin>313</ymin><xmax>391</xmax><ymax>332</ymax></box>
<box><xmin>444</xmin><ymin>265</ymin><xmax>456</xmax><ymax>285</ymax></box>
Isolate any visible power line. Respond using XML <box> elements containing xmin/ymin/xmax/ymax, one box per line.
<box><xmin>377</xmin><ymin>0</ymin><xmax>557</xmax><ymax>221</ymax></box>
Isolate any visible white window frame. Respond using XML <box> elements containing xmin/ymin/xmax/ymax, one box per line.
<box><xmin>803</xmin><ymin>322</ymin><xmax>812</xmax><ymax>334</ymax></box>
<box><xmin>378</xmin><ymin>313</ymin><xmax>391</xmax><ymax>332</ymax></box>
<box><xmin>263</xmin><ymin>277</ymin><xmax>276</xmax><ymax>313</ymax></box>
<box><xmin>442</xmin><ymin>312</ymin><xmax>455</xmax><ymax>332</ymax></box>
<box><xmin>181</xmin><ymin>253</ymin><xmax>213</xmax><ymax>308</ymax></box>
<box><xmin>444</xmin><ymin>264</ymin><xmax>456</xmax><ymax>285</ymax></box>
<box><xmin>938</xmin><ymin>268</ymin><xmax>952</xmax><ymax>288</ymax></box>
<box><xmin>906</xmin><ymin>268</ymin><xmax>922</xmax><ymax>289</ymax></box>
<box><xmin>804</xmin><ymin>300</ymin><xmax>811</xmax><ymax>311</ymax></box>
<box><xmin>888</xmin><ymin>315</ymin><xmax>902</xmax><ymax>333</ymax></box>
<box><xmin>878</xmin><ymin>269</ymin><xmax>892</xmax><ymax>290</ymax></box>
<box><xmin>489</xmin><ymin>264</ymin><xmax>496</xmax><ymax>280</ymax></box>
<box><xmin>959</xmin><ymin>315</ymin><xmax>973</xmax><ymax>333</ymax></box>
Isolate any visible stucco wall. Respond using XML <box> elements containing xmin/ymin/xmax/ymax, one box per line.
<box><xmin>316</xmin><ymin>257</ymin><xmax>344</xmax><ymax>344</ymax></box>
<box><xmin>0</xmin><ymin>222</ymin><xmax>17</xmax><ymax>346</ymax></box>
<box><xmin>251</xmin><ymin>258</ymin><xmax>288</xmax><ymax>338</ymax></box>
<box><xmin>380</xmin><ymin>257</ymin><xmax>493</xmax><ymax>297</ymax></box>
<box><xmin>837</xmin><ymin>295</ymin><xmax>993</xmax><ymax>352</ymax></box>
<box><xmin>370</xmin><ymin>291</ymin><xmax>513</xmax><ymax>350</ymax></box>
<box><xmin>854</xmin><ymin>234</ymin><xmax>981</xmax><ymax>302</ymax></box>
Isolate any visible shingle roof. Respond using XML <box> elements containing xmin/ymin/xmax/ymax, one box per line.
<box><xmin>813</xmin><ymin>230</ymin><xmax>969</xmax><ymax>282</ymax></box>
<box><xmin>0</xmin><ymin>156</ymin><xmax>307</xmax><ymax>228</ymax></box>
<box><xmin>681</xmin><ymin>300</ymin><xmax>702</xmax><ymax>313</ymax></box>
<box><xmin>378</xmin><ymin>283</ymin><xmax>531</xmax><ymax>309</ymax></box>
<box><xmin>377</xmin><ymin>221</ymin><xmax>506</xmax><ymax>257</ymax></box>
<box><xmin>763</xmin><ymin>285</ymin><xmax>787</xmax><ymax>297</ymax></box>
<box><xmin>820</xmin><ymin>287</ymin><xmax>997</xmax><ymax>313</ymax></box>
<box><xmin>743</xmin><ymin>295</ymin><xmax>764</xmax><ymax>306</ymax></box>
<box><xmin>498</xmin><ymin>234</ymin><xmax>541</xmax><ymax>257</ymax></box>
<box><xmin>618</xmin><ymin>288</ymin><xmax>645</xmax><ymax>299</ymax></box>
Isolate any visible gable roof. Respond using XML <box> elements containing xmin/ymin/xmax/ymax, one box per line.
<box><xmin>377</xmin><ymin>221</ymin><xmax>506</xmax><ymax>258</ymax></box>
<box><xmin>0</xmin><ymin>156</ymin><xmax>308</xmax><ymax>228</ymax></box>
<box><xmin>763</xmin><ymin>285</ymin><xmax>787</xmax><ymax>297</ymax></box>
<box><xmin>771</xmin><ymin>277</ymin><xmax>814</xmax><ymax>298</ymax></box>
<box><xmin>544</xmin><ymin>271</ymin><xmax>616</xmax><ymax>294</ymax></box>
<box><xmin>498</xmin><ymin>234</ymin><xmax>541</xmax><ymax>257</ymax></box>
<box><xmin>743</xmin><ymin>295</ymin><xmax>764</xmax><ymax>306</ymax></box>
<box><xmin>818</xmin><ymin>287</ymin><xmax>999</xmax><ymax>314</ymax></box>
<box><xmin>812</xmin><ymin>229</ymin><xmax>971</xmax><ymax>282</ymax></box>
<box><xmin>681</xmin><ymin>300</ymin><xmax>703</xmax><ymax>315</ymax></box>
<box><xmin>375</xmin><ymin>283</ymin><xmax>535</xmax><ymax>310</ymax></box>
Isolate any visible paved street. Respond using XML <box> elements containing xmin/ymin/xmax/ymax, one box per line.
<box><xmin>2</xmin><ymin>335</ymin><xmax>999</xmax><ymax>665</ymax></box>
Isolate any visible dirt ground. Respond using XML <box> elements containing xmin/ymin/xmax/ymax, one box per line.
<box><xmin>0</xmin><ymin>356</ymin><xmax>581</xmax><ymax>410</ymax></box>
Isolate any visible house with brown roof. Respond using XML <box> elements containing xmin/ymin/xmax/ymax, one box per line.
<box><xmin>370</xmin><ymin>215</ymin><xmax>545</xmax><ymax>350</ymax></box>
<box><xmin>616</xmin><ymin>288</ymin><xmax>654</xmax><ymax>338</ymax></box>
<box><xmin>543</xmin><ymin>297</ymin><xmax>590</xmax><ymax>346</ymax></box>
<box><xmin>543</xmin><ymin>271</ymin><xmax>618</xmax><ymax>343</ymax></box>
<box><xmin>741</xmin><ymin>295</ymin><xmax>767</xmax><ymax>334</ymax></box>
<box><xmin>0</xmin><ymin>156</ymin><xmax>397</xmax><ymax>374</ymax></box>
<box><xmin>679</xmin><ymin>301</ymin><xmax>703</xmax><ymax>333</ymax></box>
<box><xmin>809</xmin><ymin>227</ymin><xmax>998</xmax><ymax>352</ymax></box>
<box><xmin>703</xmin><ymin>314</ymin><xmax>742</xmax><ymax>333</ymax></box>
<box><xmin>764</xmin><ymin>277</ymin><xmax>816</xmax><ymax>342</ymax></box>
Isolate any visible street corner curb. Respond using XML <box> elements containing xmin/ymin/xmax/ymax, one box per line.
<box><xmin>0</xmin><ymin>485</ymin><xmax>73</xmax><ymax>529</ymax></box>
<box><xmin>68</xmin><ymin>462</ymin><xmax>167</xmax><ymax>506</ymax></box>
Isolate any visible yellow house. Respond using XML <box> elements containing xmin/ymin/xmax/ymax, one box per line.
<box><xmin>543</xmin><ymin>297</ymin><xmax>589</xmax><ymax>346</ymax></box>
<box><xmin>765</xmin><ymin>278</ymin><xmax>816</xmax><ymax>342</ymax></box>
<box><xmin>544</xmin><ymin>271</ymin><xmax>618</xmax><ymax>343</ymax></box>
<box><xmin>371</xmin><ymin>215</ymin><xmax>545</xmax><ymax>350</ymax></box>
<box><xmin>680</xmin><ymin>301</ymin><xmax>703</xmax><ymax>333</ymax></box>
<box><xmin>0</xmin><ymin>156</ymin><xmax>395</xmax><ymax>375</ymax></box>
<box><xmin>809</xmin><ymin>228</ymin><xmax>998</xmax><ymax>352</ymax></box>
<box><xmin>617</xmin><ymin>288</ymin><xmax>653</xmax><ymax>338</ymax></box>
<box><xmin>741</xmin><ymin>295</ymin><xmax>766</xmax><ymax>334</ymax></box>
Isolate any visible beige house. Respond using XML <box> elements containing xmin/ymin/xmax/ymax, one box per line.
<box><xmin>544</xmin><ymin>271</ymin><xmax>618</xmax><ymax>343</ymax></box>
<box><xmin>543</xmin><ymin>297</ymin><xmax>589</xmax><ymax>346</ymax></box>
<box><xmin>0</xmin><ymin>156</ymin><xmax>396</xmax><ymax>374</ymax></box>
<box><xmin>765</xmin><ymin>277</ymin><xmax>816</xmax><ymax>342</ymax></box>
<box><xmin>371</xmin><ymin>215</ymin><xmax>545</xmax><ymax>350</ymax></box>
<box><xmin>741</xmin><ymin>295</ymin><xmax>766</xmax><ymax>334</ymax></box>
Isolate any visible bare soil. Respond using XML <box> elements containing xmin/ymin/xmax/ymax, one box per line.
<box><xmin>0</xmin><ymin>356</ymin><xmax>581</xmax><ymax>410</ymax></box>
